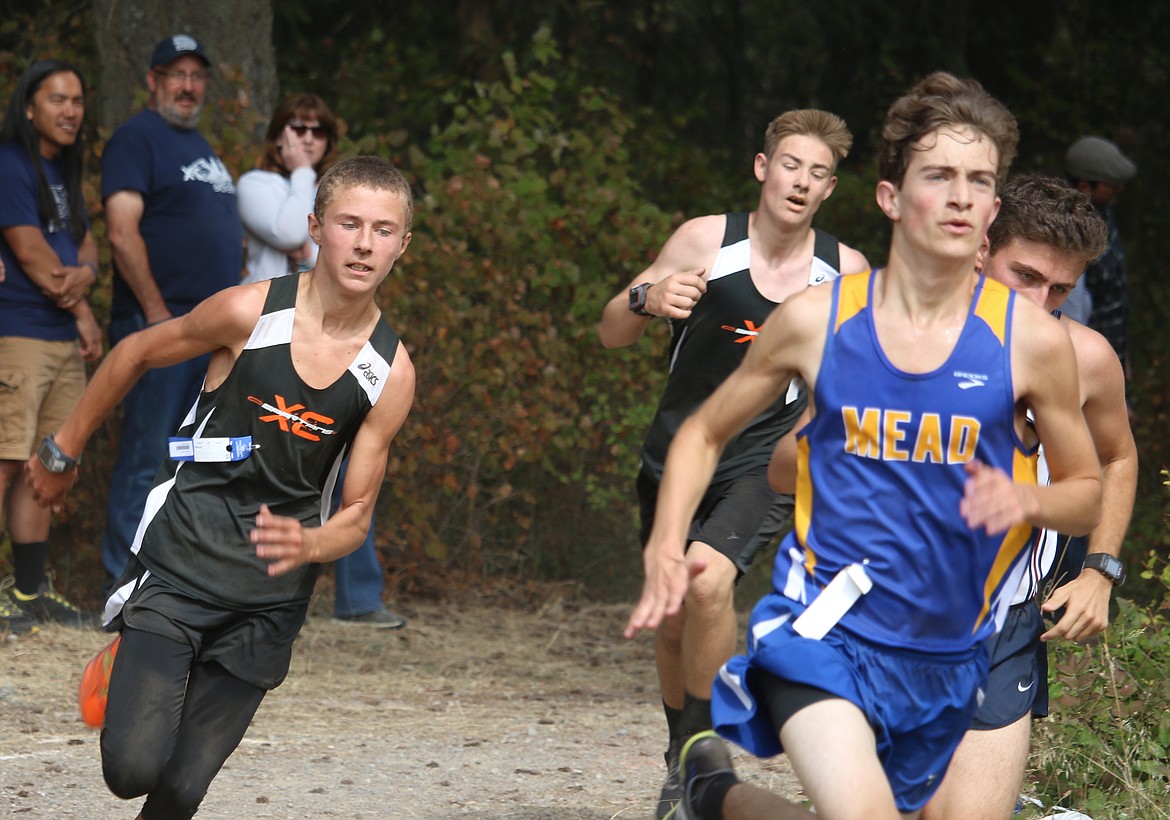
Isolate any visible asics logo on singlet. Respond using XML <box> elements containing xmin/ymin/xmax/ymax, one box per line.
<box><xmin>356</xmin><ymin>362</ymin><xmax>379</xmax><ymax>387</ymax></box>
<box><xmin>954</xmin><ymin>371</ymin><xmax>988</xmax><ymax>390</ymax></box>
<box><xmin>248</xmin><ymin>394</ymin><xmax>336</xmax><ymax>442</ymax></box>
<box><xmin>719</xmin><ymin>319</ymin><xmax>761</xmax><ymax>343</ymax></box>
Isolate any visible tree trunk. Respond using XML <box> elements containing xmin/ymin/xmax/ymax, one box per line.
<box><xmin>91</xmin><ymin>0</ymin><xmax>278</xmax><ymax>134</ymax></box>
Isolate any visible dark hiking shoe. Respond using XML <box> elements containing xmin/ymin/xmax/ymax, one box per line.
<box><xmin>665</xmin><ymin>730</ymin><xmax>738</xmax><ymax>820</ymax></box>
<box><xmin>0</xmin><ymin>587</ymin><xmax>37</xmax><ymax>635</ymax></box>
<box><xmin>656</xmin><ymin>735</ymin><xmax>684</xmax><ymax>818</ymax></box>
<box><xmin>6</xmin><ymin>576</ymin><xmax>100</xmax><ymax>629</ymax></box>
<box><xmin>333</xmin><ymin>608</ymin><xmax>407</xmax><ymax>629</ymax></box>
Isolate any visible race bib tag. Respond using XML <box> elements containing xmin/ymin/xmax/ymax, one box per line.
<box><xmin>784</xmin><ymin>376</ymin><xmax>805</xmax><ymax>405</ymax></box>
<box><xmin>793</xmin><ymin>562</ymin><xmax>873</xmax><ymax>640</ymax></box>
<box><xmin>168</xmin><ymin>436</ymin><xmax>256</xmax><ymax>462</ymax></box>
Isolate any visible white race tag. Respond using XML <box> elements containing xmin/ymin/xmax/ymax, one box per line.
<box><xmin>168</xmin><ymin>436</ymin><xmax>256</xmax><ymax>462</ymax></box>
<box><xmin>792</xmin><ymin>563</ymin><xmax>873</xmax><ymax>640</ymax></box>
<box><xmin>784</xmin><ymin>376</ymin><xmax>805</xmax><ymax>405</ymax></box>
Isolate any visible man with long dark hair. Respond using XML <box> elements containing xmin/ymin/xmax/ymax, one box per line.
<box><xmin>0</xmin><ymin>58</ymin><xmax>102</xmax><ymax>631</ymax></box>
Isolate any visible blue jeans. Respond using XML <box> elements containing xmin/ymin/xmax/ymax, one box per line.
<box><xmin>330</xmin><ymin>458</ymin><xmax>385</xmax><ymax>617</ymax></box>
<box><xmin>101</xmin><ymin>314</ymin><xmax>210</xmax><ymax>591</ymax></box>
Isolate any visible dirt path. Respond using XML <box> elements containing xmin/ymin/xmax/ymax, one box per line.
<box><xmin>1</xmin><ymin>594</ymin><xmax>800</xmax><ymax>818</ymax></box>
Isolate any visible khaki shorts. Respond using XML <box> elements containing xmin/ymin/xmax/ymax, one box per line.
<box><xmin>0</xmin><ymin>337</ymin><xmax>85</xmax><ymax>461</ymax></box>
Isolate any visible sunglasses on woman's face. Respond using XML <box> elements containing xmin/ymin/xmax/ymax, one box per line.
<box><xmin>287</xmin><ymin>122</ymin><xmax>328</xmax><ymax>138</ymax></box>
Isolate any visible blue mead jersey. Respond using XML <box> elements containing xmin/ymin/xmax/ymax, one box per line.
<box><xmin>774</xmin><ymin>271</ymin><xmax>1037</xmax><ymax>653</ymax></box>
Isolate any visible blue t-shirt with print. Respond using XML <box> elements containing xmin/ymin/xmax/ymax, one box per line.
<box><xmin>101</xmin><ymin>109</ymin><xmax>242</xmax><ymax>318</ymax></box>
<box><xmin>0</xmin><ymin>142</ymin><xmax>87</xmax><ymax>340</ymax></box>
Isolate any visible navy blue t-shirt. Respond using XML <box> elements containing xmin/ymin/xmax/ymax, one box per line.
<box><xmin>101</xmin><ymin>109</ymin><xmax>242</xmax><ymax>318</ymax></box>
<box><xmin>0</xmin><ymin>142</ymin><xmax>87</xmax><ymax>340</ymax></box>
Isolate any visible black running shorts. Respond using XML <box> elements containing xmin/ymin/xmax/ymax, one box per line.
<box><xmin>637</xmin><ymin>464</ymin><xmax>792</xmax><ymax>576</ymax></box>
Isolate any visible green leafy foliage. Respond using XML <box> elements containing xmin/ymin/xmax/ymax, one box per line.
<box><xmin>4</xmin><ymin>2</ymin><xmax>1170</xmax><ymax>610</ymax></box>
<box><xmin>371</xmin><ymin>31</ymin><xmax>672</xmax><ymax>590</ymax></box>
<box><xmin>1027</xmin><ymin>547</ymin><xmax>1170</xmax><ymax>818</ymax></box>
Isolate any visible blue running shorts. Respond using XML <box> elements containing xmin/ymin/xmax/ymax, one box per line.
<box><xmin>711</xmin><ymin>592</ymin><xmax>987</xmax><ymax>812</ymax></box>
<box><xmin>972</xmin><ymin>600</ymin><xmax>1048</xmax><ymax>729</ymax></box>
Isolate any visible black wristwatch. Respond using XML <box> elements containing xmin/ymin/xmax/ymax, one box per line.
<box><xmin>628</xmin><ymin>283</ymin><xmax>653</xmax><ymax>317</ymax></box>
<box><xmin>1082</xmin><ymin>553</ymin><xmax>1125</xmax><ymax>587</ymax></box>
<box><xmin>38</xmin><ymin>434</ymin><xmax>79</xmax><ymax>474</ymax></box>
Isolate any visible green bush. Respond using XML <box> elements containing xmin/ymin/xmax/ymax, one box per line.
<box><xmin>357</xmin><ymin>29</ymin><xmax>674</xmax><ymax>592</ymax></box>
<box><xmin>8</xmin><ymin>4</ymin><xmax>1166</xmax><ymax>612</ymax></box>
<box><xmin>1027</xmin><ymin>545</ymin><xmax>1170</xmax><ymax>818</ymax></box>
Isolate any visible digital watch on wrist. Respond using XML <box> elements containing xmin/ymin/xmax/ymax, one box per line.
<box><xmin>38</xmin><ymin>434</ymin><xmax>79</xmax><ymax>474</ymax></box>
<box><xmin>628</xmin><ymin>283</ymin><xmax>653</xmax><ymax>317</ymax></box>
<box><xmin>1082</xmin><ymin>553</ymin><xmax>1125</xmax><ymax>587</ymax></box>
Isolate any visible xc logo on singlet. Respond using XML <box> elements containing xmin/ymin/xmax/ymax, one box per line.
<box><xmin>248</xmin><ymin>395</ymin><xmax>336</xmax><ymax>441</ymax></box>
<box><xmin>720</xmin><ymin>319</ymin><xmax>761</xmax><ymax>343</ymax></box>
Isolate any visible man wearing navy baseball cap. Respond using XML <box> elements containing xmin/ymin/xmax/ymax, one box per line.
<box><xmin>145</xmin><ymin>34</ymin><xmax>212</xmax><ymax>130</ymax></box>
<box><xmin>149</xmin><ymin>33</ymin><xmax>210</xmax><ymax>75</ymax></box>
<box><xmin>97</xmin><ymin>33</ymin><xmax>243</xmax><ymax>595</ymax></box>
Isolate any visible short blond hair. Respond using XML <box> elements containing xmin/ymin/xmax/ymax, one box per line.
<box><xmin>314</xmin><ymin>156</ymin><xmax>414</xmax><ymax>230</ymax></box>
<box><xmin>763</xmin><ymin>110</ymin><xmax>852</xmax><ymax>169</ymax></box>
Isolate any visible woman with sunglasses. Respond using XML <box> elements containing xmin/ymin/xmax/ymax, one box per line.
<box><xmin>237</xmin><ymin>95</ymin><xmax>406</xmax><ymax>629</ymax></box>
<box><xmin>238</xmin><ymin>93</ymin><xmax>337</xmax><ymax>284</ymax></box>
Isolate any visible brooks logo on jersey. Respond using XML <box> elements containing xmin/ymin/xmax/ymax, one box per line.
<box><xmin>954</xmin><ymin>370</ymin><xmax>989</xmax><ymax>390</ymax></box>
<box><xmin>842</xmin><ymin>406</ymin><xmax>980</xmax><ymax>464</ymax></box>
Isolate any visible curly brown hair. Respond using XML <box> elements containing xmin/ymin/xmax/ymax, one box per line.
<box><xmin>988</xmin><ymin>174</ymin><xmax>1108</xmax><ymax>264</ymax></box>
<box><xmin>878</xmin><ymin>72</ymin><xmax>1018</xmax><ymax>189</ymax></box>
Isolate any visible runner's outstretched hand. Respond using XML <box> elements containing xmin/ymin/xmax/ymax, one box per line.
<box><xmin>625</xmin><ymin>547</ymin><xmax>708</xmax><ymax>639</ymax></box>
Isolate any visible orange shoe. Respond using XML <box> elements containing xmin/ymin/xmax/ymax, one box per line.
<box><xmin>78</xmin><ymin>635</ymin><xmax>121</xmax><ymax>728</ymax></box>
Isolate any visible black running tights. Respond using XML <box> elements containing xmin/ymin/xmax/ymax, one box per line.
<box><xmin>100</xmin><ymin>627</ymin><xmax>267</xmax><ymax>819</ymax></box>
